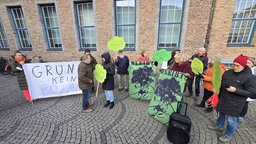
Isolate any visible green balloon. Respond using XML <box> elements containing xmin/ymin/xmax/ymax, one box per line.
<box><xmin>191</xmin><ymin>58</ymin><xmax>204</xmax><ymax>75</ymax></box>
<box><xmin>107</xmin><ymin>36</ymin><xmax>126</xmax><ymax>51</ymax></box>
<box><xmin>152</xmin><ymin>49</ymin><xmax>172</xmax><ymax>65</ymax></box>
<box><xmin>94</xmin><ymin>64</ymin><xmax>106</xmax><ymax>83</ymax></box>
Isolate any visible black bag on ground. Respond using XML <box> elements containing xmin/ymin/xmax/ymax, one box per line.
<box><xmin>167</xmin><ymin>101</ymin><xmax>192</xmax><ymax>144</ymax></box>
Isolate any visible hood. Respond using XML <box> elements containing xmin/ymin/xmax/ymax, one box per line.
<box><xmin>101</xmin><ymin>53</ymin><xmax>111</xmax><ymax>64</ymax></box>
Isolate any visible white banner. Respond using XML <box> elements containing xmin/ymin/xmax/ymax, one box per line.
<box><xmin>23</xmin><ymin>61</ymin><xmax>82</xmax><ymax>100</ymax></box>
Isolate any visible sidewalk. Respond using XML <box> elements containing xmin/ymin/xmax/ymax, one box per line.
<box><xmin>0</xmin><ymin>74</ymin><xmax>255</xmax><ymax>144</ymax></box>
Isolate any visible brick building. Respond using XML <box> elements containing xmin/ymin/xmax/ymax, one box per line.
<box><xmin>0</xmin><ymin>0</ymin><xmax>255</xmax><ymax>62</ymax></box>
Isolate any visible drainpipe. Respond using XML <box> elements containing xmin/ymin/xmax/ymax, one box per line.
<box><xmin>204</xmin><ymin>0</ymin><xmax>217</xmax><ymax>49</ymax></box>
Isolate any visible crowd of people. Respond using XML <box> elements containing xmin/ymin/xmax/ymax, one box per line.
<box><xmin>11</xmin><ymin>47</ymin><xmax>256</xmax><ymax>143</ymax></box>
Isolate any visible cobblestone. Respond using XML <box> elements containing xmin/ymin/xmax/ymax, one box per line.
<box><xmin>0</xmin><ymin>74</ymin><xmax>256</xmax><ymax>143</ymax></box>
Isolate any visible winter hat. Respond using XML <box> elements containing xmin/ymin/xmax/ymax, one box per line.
<box><xmin>248</xmin><ymin>57</ymin><xmax>256</xmax><ymax>66</ymax></box>
<box><xmin>233</xmin><ymin>54</ymin><xmax>248</xmax><ymax>67</ymax></box>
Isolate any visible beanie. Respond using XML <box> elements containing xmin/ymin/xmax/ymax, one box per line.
<box><xmin>248</xmin><ymin>57</ymin><xmax>256</xmax><ymax>66</ymax></box>
<box><xmin>233</xmin><ymin>54</ymin><xmax>248</xmax><ymax>67</ymax></box>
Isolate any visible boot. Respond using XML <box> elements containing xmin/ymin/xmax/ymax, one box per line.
<box><xmin>104</xmin><ymin>100</ymin><xmax>110</xmax><ymax>107</ymax></box>
<box><xmin>109</xmin><ymin>102</ymin><xmax>115</xmax><ymax>109</ymax></box>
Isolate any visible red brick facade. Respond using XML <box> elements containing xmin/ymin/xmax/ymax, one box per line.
<box><xmin>0</xmin><ymin>0</ymin><xmax>255</xmax><ymax>62</ymax></box>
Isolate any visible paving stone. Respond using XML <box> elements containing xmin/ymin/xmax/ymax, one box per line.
<box><xmin>0</xmin><ymin>75</ymin><xmax>256</xmax><ymax>143</ymax></box>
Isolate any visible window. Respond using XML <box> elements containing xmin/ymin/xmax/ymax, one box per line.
<box><xmin>0</xmin><ymin>18</ymin><xmax>9</xmax><ymax>50</ymax></box>
<box><xmin>41</xmin><ymin>5</ymin><xmax>62</xmax><ymax>51</ymax></box>
<box><xmin>158</xmin><ymin>0</ymin><xmax>184</xmax><ymax>50</ymax></box>
<box><xmin>227</xmin><ymin>0</ymin><xmax>256</xmax><ymax>45</ymax></box>
<box><xmin>75</xmin><ymin>2</ymin><xmax>97</xmax><ymax>51</ymax></box>
<box><xmin>115</xmin><ymin>0</ymin><xmax>136</xmax><ymax>51</ymax></box>
<box><xmin>10</xmin><ymin>7</ymin><xmax>32</xmax><ymax>50</ymax></box>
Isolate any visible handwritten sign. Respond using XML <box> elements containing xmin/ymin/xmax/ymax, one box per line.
<box><xmin>94</xmin><ymin>64</ymin><xmax>106</xmax><ymax>83</ymax></box>
<box><xmin>23</xmin><ymin>61</ymin><xmax>82</xmax><ymax>100</ymax></box>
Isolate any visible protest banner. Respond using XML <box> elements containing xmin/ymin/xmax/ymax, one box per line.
<box><xmin>152</xmin><ymin>49</ymin><xmax>172</xmax><ymax>65</ymax></box>
<box><xmin>93</xmin><ymin>64</ymin><xmax>107</xmax><ymax>97</ymax></box>
<box><xmin>23</xmin><ymin>61</ymin><xmax>81</xmax><ymax>100</ymax></box>
<box><xmin>191</xmin><ymin>58</ymin><xmax>203</xmax><ymax>75</ymax></box>
<box><xmin>128</xmin><ymin>61</ymin><xmax>156</xmax><ymax>100</ymax></box>
<box><xmin>148</xmin><ymin>69</ymin><xmax>187</xmax><ymax>124</ymax></box>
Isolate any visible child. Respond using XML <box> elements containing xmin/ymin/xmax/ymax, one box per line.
<box><xmin>101</xmin><ymin>52</ymin><xmax>116</xmax><ymax>109</ymax></box>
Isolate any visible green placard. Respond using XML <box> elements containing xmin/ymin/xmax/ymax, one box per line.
<box><xmin>191</xmin><ymin>58</ymin><xmax>204</xmax><ymax>75</ymax></box>
<box><xmin>212</xmin><ymin>62</ymin><xmax>222</xmax><ymax>94</ymax></box>
<box><xmin>152</xmin><ymin>49</ymin><xmax>172</xmax><ymax>65</ymax></box>
<box><xmin>107</xmin><ymin>36</ymin><xmax>126</xmax><ymax>51</ymax></box>
<box><xmin>128</xmin><ymin>61</ymin><xmax>156</xmax><ymax>100</ymax></box>
<box><xmin>93</xmin><ymin>64</ymin><xmax>106</xmax><ymax>83</ymax></box>
<box><xmin>148</xmin><ymin>69</ymin><xmax>187</xmax><ymax>124</ymax></box>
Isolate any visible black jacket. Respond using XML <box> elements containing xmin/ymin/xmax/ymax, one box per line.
<box><xmin>102</xmin><ymin>53</ymin><xmax>115</xmax><ymax>90</ymax></box>
<box><xmin>216</xmin><ymin>67</ymin><xmax>256</xmax><ymax>116</ymax></box>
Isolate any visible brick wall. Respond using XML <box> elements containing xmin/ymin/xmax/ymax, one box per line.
<box><xmin>0</xmin><ymin>0</ymin><xmax>255</xmax><ymax>62</ymax></box>
<box><xmin>207</xmin><ymin>0</ymin><xmax>256</xmax><ymax>58</ymax></box>
<box><xmin>184</xmin><ymin>0</ymin><xmax>213</xmax><ymax>55</ymax></box>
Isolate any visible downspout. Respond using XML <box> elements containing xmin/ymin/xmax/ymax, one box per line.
<box><xmin>204</xmin><ymin>0</ymin><xmax>217</xmax><ymax>49</ymax></box>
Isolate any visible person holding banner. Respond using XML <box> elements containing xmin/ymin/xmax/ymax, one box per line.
<box><xmin>138</xmin><ymin>49</ymin><xmax>151</xmax><ymax>62</ymax></box>
<box><xmin>115</xmin><ymin>50</ymin><xmax>129</xmax><ymax>91</ymax></box>
<box><xmin>168</xmin><ymin>49</ymin><xmax>181</xmax><ymax>69</ymax></box>
<box><xmin>208</xmin><ymin>54</ymin><xmax>256</xmax><ymax>142</ymax></box>
<box><xmin>186</xmin><ymin>47</ymin><xmax>208</xmax><ymax>100</ymax></box>
<box><xmin>78</xmin><ymin>54</ymin><xmax>94</xmax><ymax>113</ymax></box>
<box><xmin>11</xmin><ymin>51</ymin><xmax>32</xmax><ymax>103</ymax></box>
<box><xmin>101</xmin><ymin>52</ymin><xmax>116</xmax><ymax>109</ymax></box>
<box><xmin>171</xmin><ymin>53</ymin><xmax>193</xmax><ymax>90</ymax></box>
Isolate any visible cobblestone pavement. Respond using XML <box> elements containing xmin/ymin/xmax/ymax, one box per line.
<box><xmin>0</xmin><ymin>74</ymin><xmax>256</xmax><ymax>144</ymax></box>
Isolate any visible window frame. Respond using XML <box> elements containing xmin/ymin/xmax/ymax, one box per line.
<box><xmin>114</xmin><ymin>0</ymin><xmax>136</xmax><ymax>51</ymax></box>
<box><xmin>157</xmin><ymin>0</ymin><xmax>185</xmax><ymax>50</ymax></box>
<box><xmin>9</xmin><ymin>6</ymin><xmax>32</xmax><ymax>51</ymax></box>
<box><xmin>227</xmin><ymin>0</ymin><xmax>256</xmax><ymax>46</ymax></box>
<box><xmin>75</xmin><ymin>1</ymin><xmax>97</xmax><ymax>51</ymax></box>
<box><xmin>0</xmin><ymin>18</ymin><xmax>10</xmax><ymax>51</ymax></box>
<box><xmin>40</xmin><ymin>4</ymin><xmax>63</xmax><ymax>51</ymax></box>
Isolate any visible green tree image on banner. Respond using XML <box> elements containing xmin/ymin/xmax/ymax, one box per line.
<box><xmin>152</xmin><ymin>49</ymin><xmax>172</xmax><ymax>65</ymax></box>
<box><xmin>129</xmin><ymin>61</ymin><xmax>156</xmax><ymax>100</ymax></box>
<box><xmin>148</xmin><ymin>69</ymin><xmax>187</xmax><ymax>124</ymax></box>
<box><xmin>212</xmin><ymin>62</ymin><xmax>222</xmax><ymax>94</ymax></box>
<box><xmin>191</xmin><ymin>58</ymin><xmax>204</xmax><ymax>75</ymax></box>
<box><xmin>94</xmin><ymin>64</ymin><xmax>106</xmax><ymax>83</ymax></box>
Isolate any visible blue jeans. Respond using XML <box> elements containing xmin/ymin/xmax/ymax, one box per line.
<box><xmin>216</xmin><ymin>112</ymin><xmax>238</xmax><ymax>138</ymax></box>
<box><xmin>82</xmin><ymin>89</ymin><xmax>91</xmax><ymax>110</ymax></box>
<box><xmin>105</xmin><ymin>90</ymin><xmax>114</xmax><ymax>102</ymax></box>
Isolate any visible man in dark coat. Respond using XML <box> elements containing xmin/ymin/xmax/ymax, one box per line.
<box><xmin>208</xmin><ymin>54</ymin><xmax>256</xmax><ymax>142</ymax></box>
<box><xmin>82</xmin><ymin>49</ymin><xmax>98</xmax><ymax>92</ymax></box>
<box><xmin>186</xmin><ymin>47</ymin><xmax>208</xmax><ymax>100</ymax></box>
<box><xmin>101</xmin><ymin>52</ymin><xmax>115</xmax><ymax>109</ymax></box>
<box><xmin>115</xmin><ymin>50</ymin><xmax>129</xmax><ymax>91</ymax></box>
<box><xmin>78</xmin><ymin>54</ymin><xmax>94</xmax><ymax>113</ymax></box>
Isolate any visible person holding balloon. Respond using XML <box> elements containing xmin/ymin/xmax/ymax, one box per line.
<box><xmin>101</xmin><ymin>52</ymin><xmax>116</xmax><ymax>109</ymax></box>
